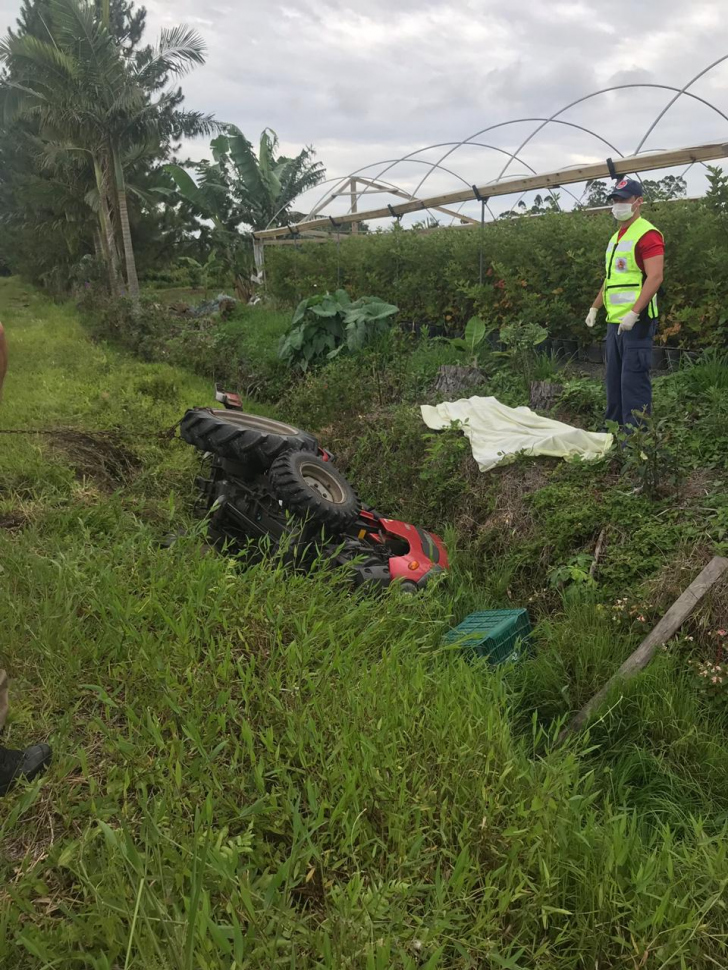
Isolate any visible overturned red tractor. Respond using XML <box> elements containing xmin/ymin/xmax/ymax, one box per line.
<box><xmin>179</xmin><ymin>387</ymin><xmax>448</xmax><ymax>592</ymax></box>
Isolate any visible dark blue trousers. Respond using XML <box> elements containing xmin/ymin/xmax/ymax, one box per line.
<box><xmin>605</xmin><ymin>320</ymin><xmax>656</xmax><ymax>428</ymax></box>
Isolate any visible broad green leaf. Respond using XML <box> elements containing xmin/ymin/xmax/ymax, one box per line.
<box><xmin>165</xmin><ymin>164</ymin><xmax>204</xmax><ymax>206</ymax></box>
<box><xmin>291</xmin><ymin>298</ymin><xmax>309</xmax><ymax>326</ymax></box>
<box><xmin>465</xmin><ymin>316</ymin><xmax>486</xmax><ymax>351</ymax></box>
<box><xmin>225</xmin><ymin>124</ymin><xmax>266</xmax><ymax>201</ymax></box>
<box><xmin>210</xmin><ymin>134</ymin><xmax>229</xmax><ymax>164</ymax></box>
<box><xmin>258</xmin><ymin>127</ymin><xmax>282</xmax><ymax>200</ymax></box>
<box><xmin>288</xmin><ymin>328</ymin><xmax>305</xmax><ymax>351</ymax></box>
<box><xmin>310</xmin><ymin>303</ymin><xmax>341</xmax><ymax>318</ymax></box>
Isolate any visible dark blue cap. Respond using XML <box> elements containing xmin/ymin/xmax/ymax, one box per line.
<box><xmin>609</xmin><ymin>178</ymin><xmax>644</xmax><ymax>200</ymax></box>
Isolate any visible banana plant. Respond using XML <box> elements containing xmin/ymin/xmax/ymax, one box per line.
<box><xmin>450</xmin><ymin>317</ymin><xmax>488</xmax><ymax>364</ymax></box>
<box><xmin>165</xmin><ymin>125</ymin><xmax>325</xmax><ymax>232</ymax></box>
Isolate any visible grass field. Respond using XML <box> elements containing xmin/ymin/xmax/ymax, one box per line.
<box><xmin>2</xmin><ymin>278</ymin><xmax>728</xmax><ymax>969</ymax></box>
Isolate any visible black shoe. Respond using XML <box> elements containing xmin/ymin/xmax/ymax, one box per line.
<box><xmin>0</xmin><ymin>743</ymin><xmax>52</xmax><ymax>796</ymax></box>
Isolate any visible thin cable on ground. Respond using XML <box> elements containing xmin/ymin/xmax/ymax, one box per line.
<box><xmin>0</xmin><ymin>425</ymin><xmax>181</xmax><ymax>440</ymax></box>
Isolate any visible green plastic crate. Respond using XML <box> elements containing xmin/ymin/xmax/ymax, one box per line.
<box><xmin>443</xmin><ymin>609</ymin><xmax>532</xmax><ymax>665</ymax></box>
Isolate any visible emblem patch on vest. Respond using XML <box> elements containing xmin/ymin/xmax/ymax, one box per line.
<box><xmin>614</xmin><ymin>257</ymin><xmax>628</xmax><ymax>272</ymax></box>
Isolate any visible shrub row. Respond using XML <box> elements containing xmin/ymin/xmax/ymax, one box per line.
<box><xmin>266</xmin><ymin>201</ymin><xmax>728</xmax><ymax>349</ymax></box>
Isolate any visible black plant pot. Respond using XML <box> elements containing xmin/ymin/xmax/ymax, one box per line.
<box><xmin>664</xmin><ymin>347</ymin><xmax>682</xmax><ymax>371</ymax></box>
<box><xmin>651</xmin><ymin>347</ymin><xmax>668</xmax><ymax>371</ymax></box>
<box><xmin>559</xmin><ymin>338</ymin><xmax>578</xmax><ymax>361</ymax></box>
<box><xmin>487</xmin><ymin>330</ymin><xmax>504</xmax><ymax>351</ymax></box>
<box><xmin>580</xmin><ymin>342</ymin><xmax>603</xmax><ymax>364</ymax></box>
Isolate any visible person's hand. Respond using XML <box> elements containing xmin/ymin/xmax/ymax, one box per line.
<box><xmin>618</xmin><ymin>310</ymin><xmax>639</xmax><ymax>335</ymax></box>
<box><xmin>585</xmin><ymin>308</ymin><xmax>598</xmax><ymax>328</ymax></box>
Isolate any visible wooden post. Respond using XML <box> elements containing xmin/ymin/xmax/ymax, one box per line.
<box><xmin>560</xmin><ymin>556</ymin><xmax>728</xmax><ymax>741</ymax></box>
<box><xmin>252</xmin><ymin>237</ymin><xmax>265</xmax><ymax>286</ymax></box>
<box><xmin>350</xmin><ymin>178</ymin><xmax>358</xmax><ymax>234</ymax></box>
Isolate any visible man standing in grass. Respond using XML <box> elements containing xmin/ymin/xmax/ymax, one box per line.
<box><xmin>0</xmin><ymin>322</ymin><xmax>53</xmax><ymax>796</ymax></box>
<box><xmin>585</xmin><ymin>179</ymin><xmax>664</xmax><ymax>428</ymax></box>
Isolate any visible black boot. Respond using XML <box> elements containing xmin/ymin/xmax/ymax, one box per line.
<box><xmin>0</xmin><ymin>743</ymin><xmax>52</xmax><ymax>796</ymax></box>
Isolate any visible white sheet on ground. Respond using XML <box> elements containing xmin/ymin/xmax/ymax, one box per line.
<box><xmin>421</xmin><ymin>396</ymin><xmax>613</xmax><ymax>472</ymax></box>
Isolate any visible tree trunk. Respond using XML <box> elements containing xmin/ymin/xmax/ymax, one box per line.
<box><xmin>432</xmin><ymin>364</ymin><xmax>486</xmax><ymax>399</ymax></box>
<box><xmin>111</xmin><ymin>146</ymin><xmax>140</xmax><ymax>300</ymax></box>
<box><xmin>117</xmin><ymin>187</ymin><xmax>140</xmax><ymax>299</ymax></box>
<box><xmin>93</xmin><ymin>158</ymin><xmax>120</xmax><ymax>295</ymax></box>
<box><xmin>529</xmin><ymin>380</ymin><xmax>563</xmax><ymax>412</ymax></box>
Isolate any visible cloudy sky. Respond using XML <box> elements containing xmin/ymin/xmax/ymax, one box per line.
<box><xmin>3</xmin><ymin>0</ymin><xmax>728</xmax><ymax>223</ymax></box>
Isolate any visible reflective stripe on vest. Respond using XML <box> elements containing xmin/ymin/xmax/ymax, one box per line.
<box><xmin>604</xmin><ymin>217</ymin><xmax>662</xmax><ymax>325</ymax></box>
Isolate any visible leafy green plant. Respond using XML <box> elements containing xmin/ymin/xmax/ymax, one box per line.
<box><xmin>617</xmin><ymin>414</ymin><xmax>684</xmax><ymax>500</ymax></box>
<box><xmin>559</xmin><ymin>377</ymin><xmax>605</xmax><ymax>424</ymax></box>
<box><xmin>531</xmin><ymin>350</ymin><xmax>562</xmax><ymax>382</ymax></box>
<box><xmin>548</xmin><ymin>553</ymin><xmax>596</xmax><ymax>588</ymax></box>
<box><xmin>705</xmin><ymin>165</ymin><xmax>728</xmax><ymax>217</ymax></box>
<box><xmin>419</xmin><ymin>423</ymin><xmax>470</xmax><ymax>503</ymax></box>
<box><xmin>167</xmin><ymin>125</ymin><xmax>326</xmax><ymax>233</ymax></box>
<box><xmin>499</xmin><ymin>320</ymin><xmax>549</xmax><ymax>383</ymax></box>
<box><xmin>179</xmin><ymin>252</ymin><xmax>219</xmax><ymax>298</ymax></box>
<box><xmin>449</xmin><ymin>316</ymin><xmax>487</xmax><ymax>362</ymax></box>
<box><xmin>278</xmin><ymin>289</ymin><xmax>398</xmax><ymax>371</ymax></box>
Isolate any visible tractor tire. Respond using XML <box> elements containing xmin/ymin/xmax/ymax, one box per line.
<box><xmin>180</xmin><ymin>409</ymin><xmax>318</xmax><ymax>467</ymax></box>
<box><xmin>269</xmin><ymin>451</ymin><xmax>360</xmax><ymax>532</ymax></box>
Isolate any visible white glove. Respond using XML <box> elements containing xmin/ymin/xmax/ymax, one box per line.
<box><xmin>618</xmin><ymin>310</ymin><xmax>639</xmax><ymax>335</ymax></box>
<box><xmin>585</xmin><ymin>308</ymin><xmax>598</xmax><ymax>328</ymax></box>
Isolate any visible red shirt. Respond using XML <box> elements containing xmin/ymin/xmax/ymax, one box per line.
<box><xmin>617</xmin><ymin>226</ymin><xmax>664</xmax><ymax>271</ymax></box>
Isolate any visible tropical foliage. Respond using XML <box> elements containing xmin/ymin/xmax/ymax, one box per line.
<box><xmin>167</xmin><ymin>126</ymin><xmax>326</xmax><ymax>233</ymax></box>
<box><xmin>0</xmin><ymin>0</ymin><xmax>211</xmax><ymax>296</ymax></box>
<box><xmin>161</xmin><ymin>127</ymin><xmax>326</xmax><ymax>286</ymax></box>
<box><xmin>278</xmin><ymin>289</ymin><xmax>398</xmax><ymax>370</ymax></box>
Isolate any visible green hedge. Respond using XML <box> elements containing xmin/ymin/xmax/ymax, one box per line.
<box><xmin>266</xmin><ymin>202</ymin><xmax>728</xmax><ymax>348</ymax></box>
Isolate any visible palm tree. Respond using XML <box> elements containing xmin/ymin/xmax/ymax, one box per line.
<box><xmin>0</xmin><ymin>0</ymin><xmax>210</xmax><ymax>298</ymax></box>
<box><xmin>167</xmin><ymin>126</ymin><xmax>326</xmax><ymax>233</ymax></box>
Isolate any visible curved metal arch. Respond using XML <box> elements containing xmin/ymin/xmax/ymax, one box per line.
<box><xmin>302</xmin><ymin>157</ymin><xmax>478</xmax><ymax>223</ymax></box>
<box><xmin>335</xmin><ymin>146</ymin><xmax>578</xmax><ymax>221</ymax></box>
<box><xmin>332</xmin><ymin>171</ymin><xmax>502</xmax><ymax>224</ymax></box>
<box><xmin>357</xmin><ymin>119</ymin><xmax>623</xmax><ymax>215</ymax></box>
<box><xmin>262</xmin><ymin>167</ymin><xmax>472</xmax><ymax>233</ymax></box>
<box><xmin>634</xmin><ymin>54</ymin><xmax>728</xmax><ymax>155</ymax></box>
<box><xmin>492</xmin><ymin>84</ymin><xmax>728</xmax><ymax>188</ymax></box>
<box><xmin>303</xmin><ymin>128</ymin><xmax>601</xmax><ymax>225</ymax></box>
<box><xmin>411</xmin><ymin>83</ymin><xmax>728</xmax><ymax>201</ymax></box>
<box><xmin>335</xmin><ymin>159</ymin><xmax>505</xmax><ymax>223</ymax></box>
<box><xmin>363</xmin><ymin>141</ymin><xmax>587</xmax><ymax>210</ymax></box>
<box><xmin>261</xmin><ymin>174</ymin><xmax>363</xmax><ymax>232</ymax></box>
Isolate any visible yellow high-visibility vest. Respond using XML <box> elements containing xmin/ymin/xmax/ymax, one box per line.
<box><xmin>604</xmin><ymin>217</ymin><xmax>663</xmax><ymax>324</ymax></box>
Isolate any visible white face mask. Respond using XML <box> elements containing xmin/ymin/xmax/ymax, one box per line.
<box><xmin>611</xmin><ymin>201</ymin><xmax>634</xmax><ymax>221</ymax></box>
